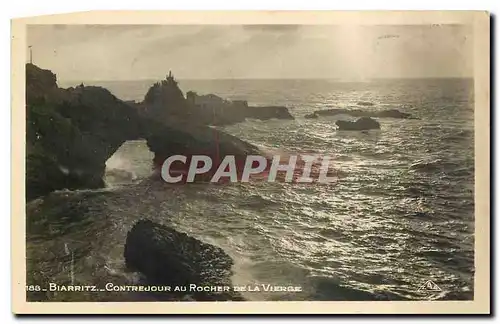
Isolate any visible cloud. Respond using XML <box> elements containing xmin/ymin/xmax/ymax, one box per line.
<box><xmin>242</xmin><ymin>24</ymin><xmax>301</xmax><ymax>32</ymax></box>
<box><xmin>27</xmin><ymin>24</ymin><xmax>473</xmax><ymax>80</ymax></box>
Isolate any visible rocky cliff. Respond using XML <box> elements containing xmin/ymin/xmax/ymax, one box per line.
<box><xmin>26</xmin><ymin>64</ymin><xmax>144</xmax><ymax>199</ymax></box>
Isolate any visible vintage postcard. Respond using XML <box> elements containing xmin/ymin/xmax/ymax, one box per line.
<box><xmin>11</xmin><ymin>11</ymin><xmax>490</xmax><ymax>314</ymax></box>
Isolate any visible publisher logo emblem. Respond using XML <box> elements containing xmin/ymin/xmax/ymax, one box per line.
<box><xmin>417</xmin><ymin>280</ymin><xmax>442</xmax><ymax>292</ymax></box>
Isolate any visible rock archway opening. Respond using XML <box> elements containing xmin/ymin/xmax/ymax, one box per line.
<box><xmin>104</xmin><ymin>139</ymin><xmax>155</xmax><ymax>188</ymax></box>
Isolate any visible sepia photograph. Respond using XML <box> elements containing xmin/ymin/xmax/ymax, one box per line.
<box><xmin>11</xmin><ymin>11</ymin><xmax>490</xmax><ymax>314</ymax></box>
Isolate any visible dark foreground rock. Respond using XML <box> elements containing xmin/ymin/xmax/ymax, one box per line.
<box><xmin>312</xmin><ymin>108</ymin><xmax>414</xmax><ymax>119</ymax></box>
<box><xmin>124</xmin><ymin>219</ymin><xmax>245</xmax><ymax>301</ymax></box>
<box><xmin>336</xmin><ymin>117</ymin><xmax>381</xmax><ymax>131</ymax></box>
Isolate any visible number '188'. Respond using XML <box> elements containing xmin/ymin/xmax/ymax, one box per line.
<box><xmin>26</xmin><ymin>285</ymin><xmax>42</xmax><ymax>292</ymax></box>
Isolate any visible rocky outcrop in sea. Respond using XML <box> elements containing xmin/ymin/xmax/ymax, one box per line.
<box><xmin>136</xmin><ymin>79</ymin><xmax>294</xmax><ymax>126</ymax></box>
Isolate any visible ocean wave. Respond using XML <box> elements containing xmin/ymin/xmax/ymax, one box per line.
<box><xmin>440</xmin><ymin>129</ymin><xmax>473</xmax><ymax>141</ymax></box>
<box><xmin>409</xmin><ymin>159</ymin><xmax>460</xmax><ymax>172</ymax></box>
<box><xmin>104</xmin><ymin>168</ymin><xmax>138</xmax><ymax>187</ymax></box>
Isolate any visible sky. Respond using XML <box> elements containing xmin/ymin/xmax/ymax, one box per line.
<box><xmin>27</xmin><ymin>24</ymin><xmax>473</xmax><ymax>81</ymax></box>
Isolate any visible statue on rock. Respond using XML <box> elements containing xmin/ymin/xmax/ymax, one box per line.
<box><xmin>165</xmin><ymin>70</ymin><xmax>177</xmax><ymax>86</ymax></box>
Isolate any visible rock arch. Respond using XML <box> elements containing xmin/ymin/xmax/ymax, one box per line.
<box><xmin>25</xmin><ymin>64</ymin><xmax>259</xmax><ymax>200</ymax></box>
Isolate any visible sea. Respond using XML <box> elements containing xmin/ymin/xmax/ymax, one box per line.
<box><xmin>28</xmin><ymin>78</ymin><xmax>475</xmax><ymax>301</ymax></box>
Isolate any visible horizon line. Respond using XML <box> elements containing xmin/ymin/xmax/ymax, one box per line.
<box><xmin>59</xmin><ymin>76</ymin><xmax>474</xmax><ymax>83</ymax></box>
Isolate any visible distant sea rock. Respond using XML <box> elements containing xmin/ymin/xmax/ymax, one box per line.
<box><xmin>305</xmin><ymin>112</ymin><xmax>319</xmax><ymax>119</ymax></box>
<box><xmin>357</xmin><ymin>101</ymin><xmax>375</xmax><ymax>106</ymax></box>
<box><xmin>336</xmin><ymin>117</ymin><xmax>381</xmax><ymax>131</ymax></box>
<box><xmin>124</xmin><ymin>219</ymin><xmax>245</xmax><ymax>301</ymax></box>
<box><xmin>312</xmin><ymin>108</ymin><xmax>414</xmax><ymax>119</ymax></box>
<box><xmin>202</xmin><ymin>105</ymin><xmax>294</xmax><ymax>126</ymax></box>
<box><xmin>244</xmin><ymin>105</ymin><xmax>294</xmax><ymax>122</ymax></box>
<box><xmin>377</xmin><ymin>109</ymin><xmax>413</xmax><ymax>119</ymax></box>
